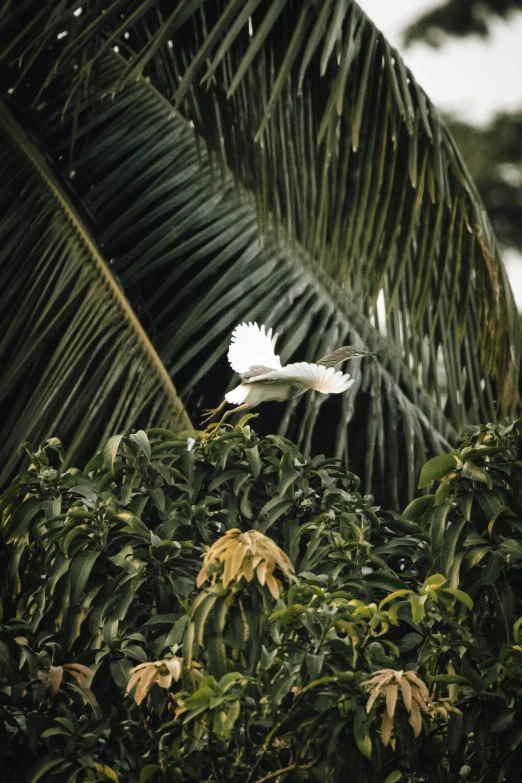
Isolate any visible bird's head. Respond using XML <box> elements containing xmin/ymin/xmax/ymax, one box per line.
<box><xmin>317</xmin><ymin>346</ymin><xmax>376</xmax><ymax>368</ymax></box>
<box><xmin>343</xmin><ymin>346</ymin><xmax>376</xmax><ymax>359</ymax></box>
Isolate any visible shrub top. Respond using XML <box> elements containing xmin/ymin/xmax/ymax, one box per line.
<box><xmin>1</xmin><ymin>417</ymin><xmax>522</xmax><ymax>782</ymax></box>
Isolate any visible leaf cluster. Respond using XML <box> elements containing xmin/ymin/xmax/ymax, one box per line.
<box><xmin>1</xmin><ymin>417</ymin><xmax>522</xmax><ymax>781</ymax></box>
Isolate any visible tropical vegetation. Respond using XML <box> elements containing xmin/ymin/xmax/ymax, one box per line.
<box><xmin>1</xmin><ymin>2</ymin><xmax>521</xmax><ymax>779</ymax></box>
<box><xmin>0</xmin><ymin>0</ymin><xmax>520</xmax><ymax>510</ymax></box>
<box><xmin>1</xmin><ymin>418</ymin><xmax>522</xmax><ymax>782</ymax></box>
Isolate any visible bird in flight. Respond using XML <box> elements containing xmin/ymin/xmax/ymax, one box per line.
<box><xmin>201</xmin><ymin>322</ymin><xmax>373</xmax><ymax>429</ymax></box>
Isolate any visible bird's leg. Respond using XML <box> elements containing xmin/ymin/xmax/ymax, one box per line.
<box><xmin>200</xmin><ymin>398</ymin><xmax>227</xmax><ymax>425</ymax></box>
<box><xmin>217</xmin><ymin>403</ymin><xmax>251</xmax><ymax>427</ymax></box>
<box><xmin>206</xmin><ymin>403</ymin><xmax>252</xmax><ymax>437</ymax></box>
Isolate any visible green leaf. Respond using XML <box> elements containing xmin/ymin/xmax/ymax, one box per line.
<box><xmin>440</xmin><ymin>518</ymin><xmax>467</xmax><ymax>575</ymax></box>
<box><xmin>130</xmin><ymin>430</ymin><xmax>152</xmax><ymax>461</ymax></box>
<box><xmin>482</xmin><ymin>550</ymin><xmax>504</xmax><ymax>585</ymax></box>
<box><xmin>194</xmin><ymin>593</ymin><xmax>220</xmax><ymax>646</ymax></box>
<box><xmin>441</xmin><ymin>588</ymin><xmax>473</xmax><ymax>610</ymax></box>
<box><xmin>110</xmin><ymin>658</ymin><xmax>133</xmax><ymax>689</ymax></box>
<box><xmin>40</xmin><ymin>728</ymin><xmax>72</xmax><ymax>739</ymax></box>
<box><xmin>205</xmin><ymin>633</ymin><xmax>227</xmax><ymax>680</ymax></box>
<box><xmin>384</xmin><ymin>773</ymin><xmax>402</xmax><ymax>783</ymax></box>
<box><xmin>354</xmin><ymin>707</ymin><xmax>373</xmax><ymax>760</ymax></box>
<box><xmin>462</xmin><ymin>461</ymin><xmax>493</xmax><ymax>488</ymax></box>
<box><xmin>429</xmin><ymin>500</ymin><xmax>452</xmax><ymax>556</ymax></box>
<box><xmin>398</xmin><ymin>632</ymin><xmax>423</xmax><ymax>653</ymax></box>
<box><xmin>245</xmin><ymin>445</ymin><xmax>262</xmax><ymax>479</ymax></box>
<box><xmin>490</xmin><ymin>709</ymin><xmax>515</xmax><ymax>733</ymax></box>
<box><xmin>402</xmin><ymin>495</ymin><xmax>434</xmax><ymax>521</ymax></box>
<box><xmin>4</xmin><ymin>498</ymin><xmax>42</xmax><ymax>543</ymax></box>
<box><xmin>70</xmin><ymin>550</ymin><xmax>100</xmax><ymax>605</ymax></box>
<box><xmin>219</xmin><ymin>699</ymin><xmax>241</xmax><ymax>740</ymax></box>
<box><xmin>427</xmin><ymin>674</ymin><xmax>469</xmax><ymax>685</ymax></box>
<box><xmin>139</xmin><ymin>765</ymin><xmax>161</xmax><ymax>783</ymax></box>
<box><xmin>410</xmin><ymin>594</ymin><xmax>427</xmax><ymax>624</ymax></box>
<box><xmin>269</xmin><ymin>673</ymin><xmax>297</xmax><ymax>706</ymax></box>
<box><xmin>306</xmin><ymin>653</ymin><xmax>325</xmax><ymax>680</ymax></box>
<box><xmin>459</xmin><ymin>492</ymin><xmax>473</xmax><ymax>522</ymax></box>
<box><xmin>499</xmin><ymin>539</ymin><xmax>522</xmax><ymax>561</ymax></box>
<box><xmin>476</xmin><ymin>491</ymin><xmax>505</xmax><ymax>526</ymax></box>
<box><xmin>62</xmin><ymin>606</ymin><xmax>90</xmax><ymax>651</ymax></box>
<box><xmin>260</xmin><ymin>499</ymin><xmax>294</xmax><ymax>532</ymax></box>
<box><xmin>279</xmin><ymin>452</ymin><xmax>300</xmax><ymax>496</ymax></box>
<box><xmin>418</xmin><ymin>454</ymin><xmax>457</xmax><ymax>489</ymax></box>
<box><xmin>464</xmin><ymin>546</ymin><xmax>491</xmax><ymax>569</ymax></box>
<box><xmin>27</xmin><ymin>757</ymin><xmax>68</xmax><ymax>783</ymax></box>
<box><xmin>421</xmin><ymin>573</ymin><xmax>447</xmax><ymax>592</ymax></box>
<box><xmin>378</xmin><ymin>589</ymin><xmax>414</xmax><ymax>609</ymax></box>
<box><xmin>103</xmin><ymin>435</ymin><xmax>123</xmax><ymax>476</ymax></box>
<box><xmin>143</xmin><ymin>614</ymin><xmax>180</xmax><ymax>627</ymax></box>
<box><xmin>165</xmin><ymin>615</ymin><xmax>189</xmax><ymax>648</ymax></box>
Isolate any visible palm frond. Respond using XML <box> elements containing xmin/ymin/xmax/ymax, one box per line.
<box><xmin>0</xmin><ymin>100</ymin><xmax>190</xmax><ymax>485</ymax></box>
<box><xmin>37</xmin><ymin>59</ymin><xmax>455</xmax><ymax>507</ymax></box>
<box><xmin>1</xmin><ymin>0</ymin><xmax>519</xmax><ymax>421</ymax></box>
<box><xmin>0</xmin><ymin>1</ymin><xmax>520</xmax><ymax>506</ymax></box>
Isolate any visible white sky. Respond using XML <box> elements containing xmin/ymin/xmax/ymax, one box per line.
<box><xmin>358</xmin><ymin>0</ymin><xmax>522</xmax><ymax>125</ymax></box>
<box><xmin>358</xmin><ymin>0</ymin><xmax>522</xmax><ymax>308</ymax></box>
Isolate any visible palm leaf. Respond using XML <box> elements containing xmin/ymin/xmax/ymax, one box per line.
<box><xmin>1</xmin><ymin>0</ymin><xmax>518</xmax><ymax>420</ymax></box>
<box><xmin>0</xmin><ymin>1</ymin><xmax>519</xmax><ymax>506</ymax></box>
<box><xmin>0</xmin><ymin>100</ymin><xmax>190</xmax><ymax>485</ymax></box>
<box><xmin>33</xmin><ymin>58</ymin><xmax>454</xmax><ymax>507</ymax></box>
<box><xmin>141</xmin><ymin>0</ymin><xmax>521</xmax><ymax>419</ymax></box>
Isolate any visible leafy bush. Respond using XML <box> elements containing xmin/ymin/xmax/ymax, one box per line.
<box><xmin>1</xmin><ymin>417</ymin><xmax>522</xmax><ymax>782</ymax></box>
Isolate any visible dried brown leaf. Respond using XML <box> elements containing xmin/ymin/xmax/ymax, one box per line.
<box><xmin>381</xmin><ymin>710</ymin><xmax>393</xmax><ymax>746</ymax></box>
<box><xmin>398</xmin><ymin>675</ymin><xmax>412</xmax><ymax>712</ymax></box>
<box><xmin>257</xmin><ymin>560</ymin><xmax>268</xmax><ymax>586</ymax></box>
<box><xmin>405</xmin><ymin>671</ymin><xmax>430</xmax><ymax>702</ymax></box>
<box><xmin>48</xmin><ymin>666</ymin><xmax>63</xmax><ymax>696</ymax></box>
<box><xmin>265</xmin><ymin>574</ymin><xmax>281</xmax><ymax>599</ymax></box>
<box><xmin>386</xmin><ymin>682</ymin><xmax>398</xmax><ymax>720</ymax></box>
<box><xmin>408</xmin><ymin>696</ymin><xmax>423</xmax><ymax>737</ymax></box>
<box><xmin>135</xmin><ymin>664</ymin><xmax>158</xmax><ymax>705</ymax></box>
<box><xmin>365</xmin><ymin>684</ymin><xmax>383</xmax><ymax>713</ymax></box>
<box><xmin>165</xmin><ymin>658</ymin><xmax>182</xmax><ymax>680</ymax></box>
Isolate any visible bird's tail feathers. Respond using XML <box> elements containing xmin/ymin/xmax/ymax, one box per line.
<box><xmin>225</xmin><ymin>385</ymin><xmax>249</xmax><ymax>406</ymax></box>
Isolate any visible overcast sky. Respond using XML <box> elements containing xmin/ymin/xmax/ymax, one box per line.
<box><xmin>358</xmin><ymin>0</ymin><xmax>522</xmax><ymax>125</ymax></box>
<box><xmin>358</xmin><ymin>0</ymin><xmax>522</xmax><ymax>307</ymax></box>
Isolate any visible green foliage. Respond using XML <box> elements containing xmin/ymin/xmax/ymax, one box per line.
<box><xmin>0</xmin><ymin>0</ymin><xmax>520</xmax><ymax>508</ymax></box>
<box><xmin>1</xmin><ymin>418</ymin><xmax>522</xmax><ymax>781</ymax></box>
<box><xmin>0</xmin><ymin>100</ymin><xmax>190</xmax><ymax>487</ymax></box>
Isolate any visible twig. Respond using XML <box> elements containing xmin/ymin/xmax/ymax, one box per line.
<box><xmin>251</xmin><ymin>763</ymin><xmax>297</xmax><ymax>783</ymax></box>
<box><xmin>245</xmin><ymin>748</ymin><xmax>268</xmax><ymax>783</ymax></box>
<box><xmin>252</xmin><ymin>757</ymin><xmax>318</xmax><ymax>783</ymax></box>
<box><xmin>477</xmin><ymin>749</ymin><xmax>509</xmax><ymax>783</ymax></box>
<box><xmin>209</xmin><ymin>726</ymin><xmax>225</xmax><ymax>783</ymax></box>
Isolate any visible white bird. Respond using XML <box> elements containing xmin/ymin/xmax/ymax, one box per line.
<box><xmin>201</xmin><ymin>322</ymin><xmax>373</xmax><ymax>428</ymax></box>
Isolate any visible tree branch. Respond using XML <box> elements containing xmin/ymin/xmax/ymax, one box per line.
<box><xmin>252</xmin><ymin>757</ymin><xmax>319</xmax><ymax>783</ymax></box>
<box><xmin>209</xmin><ymin>726</ymin><xmax>225</xmax><ymax>783</ymax></box>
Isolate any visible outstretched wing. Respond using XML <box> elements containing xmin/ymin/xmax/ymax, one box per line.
<box><xmin>228</xmin><ymin>322</ymin><xmax>281</xmax><ymax>376</ymax></box>
<box><xmin>248</xmin><ymin>362</ymin><xmax>354</xmax><ymax>394</ymax></box>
